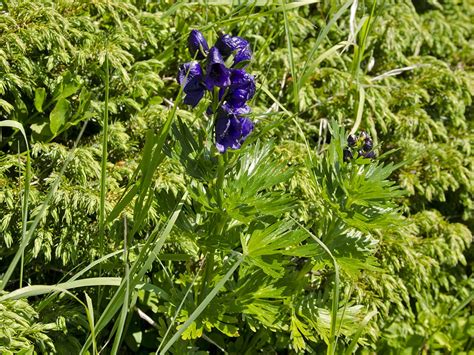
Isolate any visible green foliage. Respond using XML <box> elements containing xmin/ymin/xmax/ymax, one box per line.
<box><xmin>0</xmin><ymin>293</ymin><xmax>58</xmax><ymax>354</ymax></box>
<box><xmin>0</xmin><ymin>0</ymin><xmax>472</xmax><ymax>354</ymax></box>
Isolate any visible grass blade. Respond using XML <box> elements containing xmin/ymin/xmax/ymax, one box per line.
<box><xmin>85</xmin><ymin>292</ymin><xmax>98</xmax><ymax>355</ymax></box>
<box><xmin>110</xmin><ymin>216</ymin><xmax>130</xmax><ymax>354</ymax></box>
<box><xmin>298</xmin><ymin>0</ymin><xmax>353</xmax><ymax>89</ymax></box>
<box><xmin>281</xmin><ymin>0</ymin><xmax>299</xmax><ymax>110</ymax></box>
<box><xmin>99</xmin><ymin>48</ymin><xmax>110</xmax><ymax>271</ymax></box>
<box><xmin>345</xmin><ymin>309</ymin><xmax>377</xmax><ymax>354</ymax></box>
<box><xmin>0</xmin><ymin>277</ymin><xmax>122</xmax><ymax>301</ymax></box>
<box><xmin>349</xmin><ymin>85</ymin><xmax>365</xmax><ymax>135</ymax></box>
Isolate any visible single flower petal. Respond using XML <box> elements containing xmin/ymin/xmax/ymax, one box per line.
<box><xmin>178</xmin><ymin>62</ymin><xmax>203</xmax><ymax>87</ymax></box>
<box><xmin>215</xmin><ymin>34</ymin><xmax>252</xmax><ymax>67</ymax></box>
<box><xmin>240</xmin><ymin>117</ymin><xmax>254</xmax><ymax>139</ymax></box>
<box><xmin>363</xmin><ymin>150</ymin><xmax>376</xmax><ymax>159</ymax></box>
<box><xmin>234</xmin><ymin>45</ymin><xmax>252</xmax><ymax>66</ymax></box>
<box><xmin>205</xmin><ymin>47</ymin><xmax>231</xmax><ymax>90</ymax></box>
<box><xmin>363</xmin><ymin>137</ymin><xmax>373</xmax><ymax>152</ymax></box>
<box><xmin>343</xmin><ymin>148</ymin><xmax>353</xmax><ymax>162</ymax></box>
<box><xmin>178</xmin><ymin>62</ymin><xmax>206</xmax><ymax>107</ymax></box>
<box><xmin>184</xmin><ymin>87</ymin><xmax>205</xmax><ymax>107</ymax></box>
<box><xmin>215</xmin><ymin>116</ymin><xmax>243</xmax><ymax>152</ymax></box>
<box><xmin>227</xmin><ymin>89</ymin><xmax>248</xmax><ymax>107</ymax></box>
<box><xmin>214</xmin><ymin>104</ymin><xmax>253</xmax><ymax>153</ymax></box>
<box><xmin>221</xmin><ymin>102</ymin><xmax>251</xmax><ymax>116</ymax></box>
<box><xmin>347</xmin><ymin>134</ymin><xmax>357</xmax><ymax>147</ymax></box>
<box><xmin>188</xmin><ymin>29</ymin><xmax>209</xmax><ymax>60</ymax></box>
<box><xmin>222</xmin><ymin>69</ymin><xmax>256</xmax><ymax>107</ymax></box>
<box><xmin>215</xmin><ymin>34</ymin><xmax>249</xmax><ymax>57</ymax></box>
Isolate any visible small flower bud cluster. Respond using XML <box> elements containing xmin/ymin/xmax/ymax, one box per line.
<box><xmin>343</xmin><ymin>131</ymin><xmax>376</xmax><ymax>162</ymax></box>
<box><xmin>177</xmin><ymin>30</ymin><xmax>255</xmax><ymax>153</ymax></box>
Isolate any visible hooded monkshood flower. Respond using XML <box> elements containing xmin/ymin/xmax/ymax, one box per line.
<box><xmin>178</xmin><ymin>61</ymin><xmax>206</xmax><ymax>107</ymax></box>
<box><xmin>215</xmin><ymin>34</ymin><xmax>252</xmax><ymax>67</ymax></box>
<box><xmin>188</xmin><ymin>29</ymin><xmax>209</xmax><ymax>60</ymax></box>
<box><xmin>205</xmin><ymin>47</ymin><xmax>231</xmax><ymax>90</ymax></box>
<box><xmin>215</xmin><ymin>103</ymin><xmax>254</xmax><ymax>153</ymax></box>
<box><xmin>344</xmin><ymin>132</ymin><xmax>377</xmax><ymax>161</ymax></box>
<box><xmin>220</xmin><ymin>69</ymin><xmax>256</xmax><ymax>108</ymax></box>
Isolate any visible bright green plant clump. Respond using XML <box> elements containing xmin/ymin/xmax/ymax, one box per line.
<box><xmin>0</xmin><ymin>0</ymin><xmax>472</xmax><ymax>353</ymax></box>
<box><xmin>0</xmin><ymin>293</ymin><xmax>58</xmax><ymax>354</ymax></box>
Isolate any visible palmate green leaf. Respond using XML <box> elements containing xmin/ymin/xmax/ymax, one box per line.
<box><xmin>242</xmin><ymin>221</ymin><xmax>320</xmax><ymax>277</ymax></box>
<box><xmin>170</xmin><ymin>117</ymin><xmax>216</xmax><ymax>182</ymax></box>
<box><xmin>291</xmin><ymin>310</ymin><xmax>318</xmax><ymax>352</ymax></box>
<box><xmin>244</xmin><ymin>221</ymin><xmax>306</xmax><ymax>257</ymax></box>
<box><xmin>224</xmin><ymin>142</ymin><xmax>296</xmax><ymax>222</ymax></box>
<box><xmin>292</xmin><ymin>294</ymin><xmax>369</xmax><ymax>350</ymax></box>
<box><xmin>317</xmin><ymin>218</ymin><xmax>380</xmax><ymax>270</ymax></box>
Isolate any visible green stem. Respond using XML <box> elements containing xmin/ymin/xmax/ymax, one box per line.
<box><xmin>216</xmin><ymin>154</ymin><xmax>225</xmax><ymax>208</ymax></box>
<box><xmin>200</xmin><ymin>154</ymin><xmax>226</xmax><ymax>302</ymax></box>
<box><xmin>199</xmin><ymin>249</ymin><xmax>215</xmax><ymax>304</ymax></box>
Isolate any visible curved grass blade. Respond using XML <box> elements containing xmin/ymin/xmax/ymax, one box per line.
<box><xmin>0</xmin><ymin>277</ymin><xmax>122</xmax><ymax>301</ymax></box>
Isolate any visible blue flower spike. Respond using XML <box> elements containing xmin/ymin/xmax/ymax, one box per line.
<box><xmin>188</xmin><ymin>29</ymin><xmax>209</xmax><ymax>60</ymax></box>
<box><xmin>177</xmin><ymin>30</ymin><xmax>255</xmax><ymax>153</ymax></box>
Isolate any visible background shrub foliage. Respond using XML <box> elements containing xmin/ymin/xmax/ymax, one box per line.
<box><xmin>0</xmin><ymin>0</ymin><xmax>472</xmax><ymax>353</ymax></box>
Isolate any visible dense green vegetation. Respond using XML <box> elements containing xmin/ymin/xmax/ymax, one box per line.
<box><xmin>0</xmin><ymin>0</ymin><xmax>472</xmax><ymax>353</ymax></box>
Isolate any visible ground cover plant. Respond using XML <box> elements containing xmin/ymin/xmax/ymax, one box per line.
<box><xmin>0</xmin><ymin>0</ymin><xmax>472</xmax><ymax>353</ymax></box>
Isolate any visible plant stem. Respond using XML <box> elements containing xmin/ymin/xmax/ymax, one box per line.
<box><xmin>216</xmin><ymin>154</ymin><xmax>225</xmax><ymax>208</ymax></box>
<box><xmin>199</xmin><ymin>249</ymin><xmax>215</xmax><ymax>304</ymax></box>
<box><xmin>200</xmin><ymin>154</ymin><xmax>226</xmax><ymax>302</ymax></box>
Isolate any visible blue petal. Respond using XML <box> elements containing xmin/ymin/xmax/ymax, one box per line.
<box><xmin>184</xmin><ymin>87</ymin><xmax>205</xmax><ymax>107</ymax></box>
<box><xmin>233</xmin><ymin>45</ymin><xmax>252</xmax><ymax>67</ymax></box>
<box><xmin>221</xmin><ymin>69</ymin><xmax>255</xmax><ymax>107</ymax></box>
<box><xmin>178</xmin><ymin>62</ymin><xmax>206</xmax><ymax>107</ymax></box>
<box><xmin>178</xmin><ymin>62</ymin><xmax>203</xmax><ymax>87</ymax></box>
<box><xmin>215</xmin><ymin>34</ymin><xmax>252</xmax><ymax>67</ymax></box>
<box><xmin>214</xmin><ymin>104</ymin><xmax>254</xmax><ymax>153</ymax></box>
<box><xmin>215</xmin><ymin>116</ymin><xmax>242</xmax><ymax>152</ymax></box>
<box><xmin>205</xmin><ymin>47</ymin><xmax>231</xmax><ymax>90</ymax></box>
<box><xmin>188</xmin><ymin>29</ymin><xmax>209</xmax><ymax>60</ymax></box>
<box><xmin>240</xmin><ymin>117</ymin><xmax>254</xmax><ymax>139</ymax></box>
<box><xmin>215</xmin><ymin>35</ymin><xmax>249</xmax><ymax>56</ymax></box>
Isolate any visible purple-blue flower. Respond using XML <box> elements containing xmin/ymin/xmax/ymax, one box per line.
<box><xmin>215</xmin><ymin>34</ymin><xmax>252</xmax><ymax>67</ymax></box>
<box><xmin>188</xmin><ymin>29</ymin><xmax>209</xmax><ymax>60</ymax></box>
<box><xmin>205</xmin><ymin>47</ymin><xmax>231</xmax><ymax>90</ymax></box>
<box><xmin>215</xmin><ymin>103</ymin><xmax>254</xmax><ymax>153</ymax></box>
<box><xmin>220</xmin><ymin>69</ymin><xmax>256</xmax><ymax>108</ymax></box>
<box><xmin>178</xmin><ymin>62</ymin><xmax>206</xmax><ymax>107</ymax></box>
